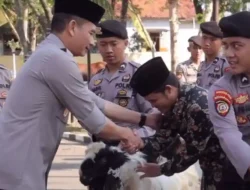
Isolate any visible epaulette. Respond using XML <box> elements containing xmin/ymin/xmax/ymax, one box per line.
<box><xmin>129</xmin><ymin>61</ymin><xmax>141</xmax><ymax>68</ymax></box>
<box><xmin>94</xmin><ymin>68</ymin><xmax>104</xmax><ymax>75</ymax></box>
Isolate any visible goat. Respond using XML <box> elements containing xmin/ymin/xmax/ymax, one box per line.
<box><xmin>79</xmin><ymin>142</ymin><xmax>202</xmax><ymax>190</ymax></box>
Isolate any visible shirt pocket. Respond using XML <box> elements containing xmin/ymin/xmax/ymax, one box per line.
<box><xmin>114</xmin><ymin>89</ymin><xmax>134</xmax><ymax>109</ymax></box>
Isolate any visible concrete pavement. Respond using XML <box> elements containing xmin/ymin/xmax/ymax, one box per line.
<box><xmin>47</xmin><ymin>139</ymin><xmax>88</xmax><ymax>190</ymax></box>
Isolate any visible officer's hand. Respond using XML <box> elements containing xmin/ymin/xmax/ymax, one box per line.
<box><xmin>120</xmin><ymin>128</ymin><xmax>143</xmax><ymax>154</ymax></box>
<box><xmin>146</xmin><ymin>112</ymin><xmax>163</xmax><ymax>130</ymax></box>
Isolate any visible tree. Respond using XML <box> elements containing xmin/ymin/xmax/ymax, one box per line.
<box><xmin>0</xmin><ymin>0</ymin><xmax>53</xmax><ymax>56</ymax></box>
<box><xmin>194</xmin><ymin>0</ymin><xmax>250</xmax><ymax>23</ymax></box>
<box><xmin>120</xmin><ymin>0</ymin><xmax>129</xmax><ymax>25</ymax></box>
<box><xmin>168</xmin><ymin>0</ymin><xmax>179</xmax><ymax>72</ymax></box>
<box><xmin>211</xmin><ymin>0</ymin><xmax>219</xmax><ymax>21</ymax></box>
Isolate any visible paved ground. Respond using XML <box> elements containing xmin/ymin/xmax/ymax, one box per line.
<box><xmin>47</xmin><ymin>139</ymin><xmax>88</xmax><ymax>190</ymax></box>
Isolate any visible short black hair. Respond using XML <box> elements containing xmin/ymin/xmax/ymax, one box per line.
<box><xmin>153</xmin><ymin>72</ymin><xmax>180</xmax><ymax>93</ymax></box>
<box><xmin>51</xmin><ymin>13</ymin><xmax>86</xmax><ymax>33</ymax></box>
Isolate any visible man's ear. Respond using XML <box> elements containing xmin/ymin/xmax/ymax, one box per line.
<box><xmin>67</xmin><ymin>19</ymin><xmax>78</xmax><ymax>37</ymax></box>
<box><xmin>124</xmin><ymin>39</ymin><xmax>129</xmax><ymax>47</ymax></box>
<box><xmin>164</xmin><ymin>85</ymin><xmax>173</xmax><ymax>95</ymax></box>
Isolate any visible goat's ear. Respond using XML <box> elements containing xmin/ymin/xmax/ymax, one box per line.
<box><xmin>104</xmin><ymin>174</ymin><xmax>123</xmax><ymax>190</ymax></box>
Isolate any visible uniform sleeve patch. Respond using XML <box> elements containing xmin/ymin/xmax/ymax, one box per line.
<box><xmin>213</xmin><ymin>90</ymin><xmax>232</xmax><ymax>117</ymax></box>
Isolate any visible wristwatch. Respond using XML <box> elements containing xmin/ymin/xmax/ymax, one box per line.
<box><xmin>139</xmin><ymin>113</ymin><xmax>147</xmax><ymax>127</ymax></box>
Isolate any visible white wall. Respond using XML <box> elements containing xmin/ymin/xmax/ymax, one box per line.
<box><xmin>126</xmin><ymin>18</ymin><xmax>201</xmax><ymax>65</ymax></box>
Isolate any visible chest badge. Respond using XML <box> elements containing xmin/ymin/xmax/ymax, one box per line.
<box><xmin>94</xmin><ymin>79</ymin><xmax>102</xmax><ymax>86</ymax></box>
<box><xmin>234</xmin><ymin>94</ymin><xmax>249</xmax><ymax>105</ymax></box>
<box><xmin>122</xmin><ymin>74</ymin><xmax>131</xmax><ymax>82</ymax></box>
<box><xmin>118</xmin><ymin>89</ymin><xmax>127</xmax><ymax>96</ymax></box>
<box><xmin>118</xmin><ymin>99</ymin><xmax>128</xmax><ymax>107</ymax></box>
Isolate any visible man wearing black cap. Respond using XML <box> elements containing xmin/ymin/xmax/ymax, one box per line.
<box><xmin>176</xmin><ymin>35</ymin><xmax>202</xmax><ymax>84</ymax></box>
<box><xmin>197</xmin><ymin>21</ymin><xmax>230</xmax><ymax>90</ymax></box>
<box><xmin>120</xmin><ymin>56</ymin><xmax>239</xmax><ymax>189</ymax></box>
<box><xmin>89</xmin><ymin>20</ymin><xmax>156</xmax><ymax>146</ymax></box>
<box><xmin>0</xmin><ymin>1</ymin><xmax>161</xmax><ymax>190</ymax></box>
<box><xmin>208</xmin><ymin>11</ymin><xmax>250</xmax><ymax>189</ymax></box>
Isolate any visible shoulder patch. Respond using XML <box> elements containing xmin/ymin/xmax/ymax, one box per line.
<box><xmin>213</xmin><ymin>90</ymin><xmax>232</xmax><ymax>117</ymax></box>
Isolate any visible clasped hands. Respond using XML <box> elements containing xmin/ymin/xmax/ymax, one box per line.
<box><xmin>119</xmin><ymin>128</ymin><xmax>144</xmax><ymax>154</ymax></box>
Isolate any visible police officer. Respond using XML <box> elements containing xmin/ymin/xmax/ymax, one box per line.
<box><xmin>176</xmin><ymin>35</ymin><xmax>202</xmax><ymax>84</ymax></box>
<box><xmin>0</xmin><ymin>1</ymin><xmax>159</xmax><ymax>190</ymax></box>
<box><xmin>122</xmin><ymin>56</ymin><xmax>232</xmax><ymax>189</ymax></box>
<box><xmin>0</xmin><ymin>64</ymin><xmax>12</xmax><ymax>111</ymax></box>
<box><xmin>89</xmin><ymin>20</ymin><xmax>155</xmax><ymax>145</ymax></box>
<box><xmin>197</xmin><ymin>21</ymin><xmax>230</xmax><ymax>89</ymax></box>
<box><xmin>208</xmin><ymin>11</ymin><xmax>250</xmax><ymax>189</ymax></box>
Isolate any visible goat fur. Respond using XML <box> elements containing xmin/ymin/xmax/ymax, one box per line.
<box><xmin>80</xmin><ymin>142</ymin><xmax>201</xmax><ymax>190</ymax></box>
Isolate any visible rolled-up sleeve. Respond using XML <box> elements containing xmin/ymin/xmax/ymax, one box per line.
<box><xmin>208</xmin><ymin>83</ymin><xmax>250</xmax><ymax>179</ymax></box>
<box><xmin>42</xmin><ymin>51</ymin><xmax>106</xmax><ymax>134</ymax></box>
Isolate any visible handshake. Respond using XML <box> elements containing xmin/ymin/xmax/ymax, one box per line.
<box><xmin>119</xmin><ymin>127</ymin><xmax>145</xmax><ymax>154</ymax></box>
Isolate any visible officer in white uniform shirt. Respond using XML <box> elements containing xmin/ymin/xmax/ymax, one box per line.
<box><xmin>0</xmin><ymin>1</ymin><xmax>159</xmax><ymax>190</ymax></box>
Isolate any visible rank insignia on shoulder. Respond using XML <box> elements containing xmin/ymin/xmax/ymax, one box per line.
<box><xmin>94</xmin><ymin>79</ymin><xmax>102</xmax><ymax>86</ymax></box>
<box><xmin>119</xmin><ymin>63</ymin><xmax>126</xmax><ymax>71</ymax></box>
<box><xmin>122</xmin><ymin>74</ymin><xmax>131</xmax><ymax>82</ymax></box>
<box><xmin>213</xmin><ymin>90</ymin><xmax>232</xmax><ymax>117</ymax></box>
<box><xmin>118</xmin><ymin>89</ymin><xmax>127</xmax><ymax>96</ymax></box>
<box><xmin>241</xmin><ymin>75</ymin><xmax>249</xmax><ymax>85</ymax></box>
<box><xmin>118</xmin><ymin>99</ymin><xmax>128</xmax><ymax>107</ymax></box>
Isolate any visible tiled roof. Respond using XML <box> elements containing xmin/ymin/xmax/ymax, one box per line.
<box><xmin>114</xmin><ymin>0</ymin><xmax>196</xmax><ymax>20</ymax></box>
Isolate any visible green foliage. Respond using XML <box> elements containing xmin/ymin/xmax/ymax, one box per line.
<box><xmin>220</xmin><ymin>0</ymin><xmax>250</xmax><ymax>13</ymax></box>
<box><xmin>194</xmin><ymin>0</ymin><xmax>250</xmax><ymax>14</ymax></box>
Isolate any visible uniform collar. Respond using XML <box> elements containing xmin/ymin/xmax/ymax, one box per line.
<box><xmin>46</xmin><ymin>34</ymin><xmax>74</xmax><ymax>57</ymax></box>
<box><xmin>188</xmin><ymin>58</ymin><xmax>200</xmax><ymax>66</ymax></box>
<box><xmin>101</xmin><ymin>60</ymin><xmax>128</xmax><ymax>75</ymax></box>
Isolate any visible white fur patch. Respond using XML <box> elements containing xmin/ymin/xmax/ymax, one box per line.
<box><xmin>83</xmin><ymin>142</ymin><xmax>106</xmax><ymax>161</ymax></box>
<box><xmin>107</xmin><ymin>151</ymin><xmax>147</xmax><ymax>186</ymax></box>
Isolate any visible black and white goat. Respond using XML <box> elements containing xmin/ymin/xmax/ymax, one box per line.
<box><xmin>79</xmin><ymin>142</ymin><xmax>201</xmax><ymax>190</ymax></box>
